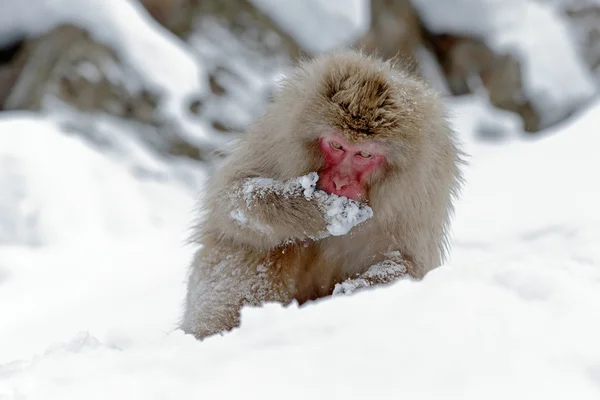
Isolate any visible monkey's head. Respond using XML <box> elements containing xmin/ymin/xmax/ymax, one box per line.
<box><xmin>286</xmin><ymin>51</ymin><xmax>439</xmax><ymax>202</ymax></box>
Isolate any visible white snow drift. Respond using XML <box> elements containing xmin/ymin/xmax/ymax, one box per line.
<box><xmin>1</xmin><ymin>0</ymin><xmax>600</xmax><ymax>398</ymax></box>
<box><xmin>2</xmin><ymin>97</ymin><xmax>600</xmax><ymax>400</ymax></box>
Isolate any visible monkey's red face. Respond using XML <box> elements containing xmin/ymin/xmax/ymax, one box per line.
<box><xmin>317</xmin><ymin>132</ymin><xmax>386</xmax><ymax>201</ymax></box>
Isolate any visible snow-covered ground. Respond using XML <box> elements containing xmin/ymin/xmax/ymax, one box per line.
<box><xmin>2</xmin><ymin>97</ymin><xmax>600</xmax><ymax>398</ymax></box>
<box><xmin>2</xmin><ymin>0</ymin><xmax>600</xmax><ymax>398</ymax></box>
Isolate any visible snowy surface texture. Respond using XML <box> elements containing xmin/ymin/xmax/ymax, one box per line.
<box><xmin>412</xmin><ymin>0</ymin><xmax>597</xmax><ymax>128</ymax></box>
<box><xmin>248</xmin><ymin>0</ymin><xmax>370</xmax><ymax>54</ymax></box>
<box><xmin>0</xmin><ymin>113</ymin><xmax>198</xmax><ymax>247</ymax></box>
<box><xmin>2</xmin><ymin>0</ymin><xmax>600</xmax><ymax>398</ymax></box>
<box><xmin>2</xmin><ymin>97</ymin><xmax>600</xmax><ymax>398</ymax></box>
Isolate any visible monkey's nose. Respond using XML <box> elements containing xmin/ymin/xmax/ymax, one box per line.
<box><xmin>332</xmin><ymin>176</ymin><xmax>349</xmax><ymax>190</ymax></box>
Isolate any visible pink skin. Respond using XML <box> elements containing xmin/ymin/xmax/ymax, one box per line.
<box><xmin>317</xmin><ymin>132</ymin><xmax>386</xmax><ymax>201</ymax></box>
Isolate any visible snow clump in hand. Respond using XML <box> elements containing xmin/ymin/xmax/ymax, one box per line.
<box><xmin>298</xmin><ymin>171</ymin><xmax>373</xmax><ymax>236</ymax></box>
<box><xmin>314</xmin><ymin>191</ymin><xmax>373</xmax><ymax>236</ymax></box>
<box><xmin>239</xmin><ymin>172</ymin><xmax>372</xmax><ymax>237</ymax></box>
<box><xmin>298</xmin><ymin>171</ymin><xmax>319</xmax><ymax>198</ymax></box>
<box><xmin>291</xmin><ymin>172</ymin><xmax>373</xmax><ymax>236</ymax></box>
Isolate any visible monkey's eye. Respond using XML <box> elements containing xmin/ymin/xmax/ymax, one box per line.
<box><xmin>358</xmin><ymin>151</ymin><xmax>372</xmax><ymax>159</ymax></box>
<box><xmin>330</xmin><ymin>142</ymin><xmax>343</xmax><ymax>150</ymax></box>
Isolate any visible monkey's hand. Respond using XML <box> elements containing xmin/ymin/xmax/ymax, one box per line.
<box><xmin>223</xmin><ymin>172</ymin><xmax>372</xmax><ymax>249</ymax></box>
<box><xmin>222</xmin><ymin>172</ymin><xmax>335</xmax><ymax>249</ymax></box>
<box><xmin>289</xmin><ymin>171</ymin><xmax>374</xmax><ymax>239</ymax></box>
<box><xmin>331</xmin><ymin>252</ymin><xmax>410</xmax><ymax>296</ymax></box>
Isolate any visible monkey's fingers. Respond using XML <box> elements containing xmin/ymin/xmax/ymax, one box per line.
<box><xmin>331</xmin><ymin>277</ymin><xmax>369</xmax><ymax>296</ymax></box>
<box><xmin>332</xmin><ymin>256</ymin><xmax>410</xmax><ymax>296</ymax></box>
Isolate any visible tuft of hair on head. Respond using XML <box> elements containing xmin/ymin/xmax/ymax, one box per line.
<box><xmin>286</xmin><ymin>50</ymin><xmax>443</xmax><ymax>168</ymax></box>
<box><xmin>299</xmin><ymin>51</ymin><xmax>437</xmax><ymax>140</ymax></box>
<box><xmin>318</xmin><ymin>51</ymin><xmax>401</xmax><ymax>138</ymax></box>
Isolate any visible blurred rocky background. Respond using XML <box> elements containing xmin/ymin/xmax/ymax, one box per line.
<box><xmin>0</xmin><ymin>0</ymin><xmax>598</xmax><ymax>166</ymax></box>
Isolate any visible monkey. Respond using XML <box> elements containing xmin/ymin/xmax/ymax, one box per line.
<box><xmin>180</xmin><ymin>50</ymin><xmax>464</xmax><ymax>340</ymax></box>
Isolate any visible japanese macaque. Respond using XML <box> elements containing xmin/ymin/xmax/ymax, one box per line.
<box><xmin>181</xmin><ymin>50</ymin><xmax>464</xmax><ymax>340</ymax></box>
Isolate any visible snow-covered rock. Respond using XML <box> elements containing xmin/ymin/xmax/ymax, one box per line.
<box><xmin>0</xmin><ymin>0</ymin><xmax>204</xmax><ymax>113</ymax></box>
<box><xmin>412</xmin><ymin>0</ymin><xmax>597</xmax><ymax>129</ymax></box>
<box><xmin>248</xmin><ymin>0</ymin><xmax>370</xmax><ymax>54</ymax></box>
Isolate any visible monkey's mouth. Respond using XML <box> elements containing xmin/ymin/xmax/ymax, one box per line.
<box><xmin>317</xmin><ymin>180</ymin><xmax>365</xmax><ymax>201</ymax></box>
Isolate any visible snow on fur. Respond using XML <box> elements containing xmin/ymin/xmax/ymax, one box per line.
<box><xmin>237</xmin><ymin>172</ymin><xmax>373</xmax><ymax>238</ymax></box>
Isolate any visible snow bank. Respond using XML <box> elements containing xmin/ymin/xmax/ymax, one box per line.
<box><xmin>2</xmin><ymin>1</ymin><xmax>600</xmax><ymax>397</ymax></box>
<box><xmin>0</xmin><ymin>112</ymin><xmax>197</xmax><ymax>247</ymax></box>
<box><xmin>0</xmin><ymin>0</ymin><xmax>212</xmax><ymax>147</ymax></box>
<box><xmin>0</xmin><ymin>0</ymin><xmax>204</xmax><ymax>101</ymax></box>
<box><xmin>0</xmin><ymin>235</ymin><xmax>192</xmax><ymax>366</ymax></box>
<box><xmin>445</xmin><ymin>94</ymin><xmax>524</xmax><ymax>143</ymax></box>
<box><xmin>5</xmin><ymin>255</ymin><xmax>600</xmax><ymax>400</ymax></box>
<box><xmin>0</xmin><ymin>109</ymin><xmax>199</xmax><ymax>364</ymax></box>
<box><xmin>248</xmin><ymin>0</ymin><xmax>370</xmax><ymax>54</ymax></box>
<box><xmin>412</xmin><ymin>0</ymin><xmax>597</xmax><ymax>128</ymax></box>
<box><xmin>2</xmin><ymin>98</ymin><xmax>600</xmax><ymax>397</ymax></box>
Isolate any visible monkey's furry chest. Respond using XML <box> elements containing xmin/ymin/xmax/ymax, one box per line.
<box><xmin>279</xmin><ymin>238</ymin><xmax>371</xmax><ymax>304</ymax></box>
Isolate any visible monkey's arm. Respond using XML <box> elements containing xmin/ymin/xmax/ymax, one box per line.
<box><xmin>205</xmin><ymin>172</ymin><xmax>372</xmax><ymax>250</ymax></box>
<box><xmin>332</xmin><ymin>252</ymin><xmax>413</xmax><ymax>296</ymax></box>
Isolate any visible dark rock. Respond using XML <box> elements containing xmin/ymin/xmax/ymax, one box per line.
<box><xmin>208</xmin><ymin>73</ymin><xmax>226</xmax><ymax>96</ymax></box>
<box><xmin>187</xmin><ymin>96</ymin><xmax>204</xmax><ymax>116</ymax></box>
<box><xmin>561</xmin><ymin>2</ymin><xmax>600</xmax><ymax>78</ymax></box>
<box><xmin>211</xmin><ymin>120</ymin><xmax>231</xmax><ymax>133</ymax></box>
<box><xmin>427</xmin><ymin>33</ymin><xmax>542</xmax><ymax>132</ymax></box>
<box><xmin>0</xmin><ymin>38</ymin><xmax>28</xmax><ymax>110</ymax></box>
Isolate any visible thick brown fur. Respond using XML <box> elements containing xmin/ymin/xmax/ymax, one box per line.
<box><xmin>181</xmin><ymin>50</ymin><xmax>465</xmax><ymax>340</ymax></box>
